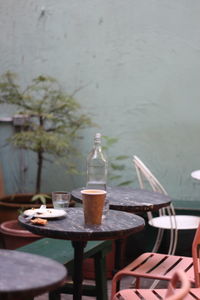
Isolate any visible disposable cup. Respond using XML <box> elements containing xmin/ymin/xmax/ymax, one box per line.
<box><xmin>81</xmin><ymin>189</ymin><xmax>107</xmax><ymax>225</ymax></box>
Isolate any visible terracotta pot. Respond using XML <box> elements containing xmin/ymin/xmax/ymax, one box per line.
<box><xmin>0</xmin><ymin>193</ymin><xmax>53</xmax><ymax>224</ymax></box>
<box><xmin>0</xmin><ymin>219</ymin><xmax>41</xmax><ymax>250</ymax></box>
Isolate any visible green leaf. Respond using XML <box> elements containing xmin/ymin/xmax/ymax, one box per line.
<box><xmin>102</xmin><ymin>136</ymin><xmax>118</xmax><ymax>146</ymax></box>
<box><xmin>115</xmin><ymin>155</ymin><xmax>129</xmax><ymax>160</ymax></box>
<box><xmin>110</xmin><ymin>163</ymin><xmax>125</xmax><ymax>171</ymax></box>
<box><xmin>109</xmin><ymin>175</ymin><xmax>122</xmax><ymax>180</ymax></box>
<box><xmin>118</xmin><ymin>181</ymin><xmax>133</xmax><ymax>186</ymax></box>
<box><xmin>31</xmin><ymin>193</ymin><xmax>51</xmax><ymax>204</ymax></box>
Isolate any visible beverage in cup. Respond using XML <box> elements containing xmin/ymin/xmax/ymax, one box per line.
<box><xmin>81</xmin><ymin>189</ymin><xmax>107</xmax><ymax>225</ymax></box>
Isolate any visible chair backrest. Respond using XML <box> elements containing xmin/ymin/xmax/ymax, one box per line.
<box><xmin>192</xmin><ymin>222</ymin><xmax>200</xmax><ymax>287</ymax></box>
<box><xmin>165</xmin><ymin>270</ymin><xmax>190</xmax><ymax>300</ymax></box>
<box><xmin>133</xmin><ymin>155</ymin><xmax>178</xmax><ymax>255</ymax></box>
<box><xmin>133</xmin><ymin>155</ymin><xmax>168</xmax><ymax>195</ymax></box>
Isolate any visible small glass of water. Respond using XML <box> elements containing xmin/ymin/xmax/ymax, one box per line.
<box><xmin>102</xmin><ymin>196</ymin><xmax>109</xmax><ymax>219</ymax></box>
<box><xmin>52</xmin><ymin>191</ymin><xmax>71</xmax><ymax>212</ymax></box>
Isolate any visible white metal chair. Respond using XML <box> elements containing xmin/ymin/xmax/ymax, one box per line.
<box><xmin>133</xmin><ymin>155</ymin><xmax>200</xmax><ymax>255</ymax></box>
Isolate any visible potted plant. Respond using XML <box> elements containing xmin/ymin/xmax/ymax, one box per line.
<box><xmin>0</xmin><ymin>219</ymin><xmax>41</xmax><ymax>250</ymax></box>
<box><xmin>0</xmin><ymin>71</ymin><xmax>93</xmax><ymax>222</ymax></box>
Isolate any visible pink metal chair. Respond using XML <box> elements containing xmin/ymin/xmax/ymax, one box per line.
<box><xmin>192</xmin><ymin>221</ymin><xmax>200</xmax><ymax>288</ymax></box>
<box><xmin>111</xmin><ymin>223</ymin><xmax>200</xmax><ymax>298</ymax></box>
<box><xmin>113</xmin><ymin>270</ymin><xmax>191</xmax><ymax>300</ymax></box>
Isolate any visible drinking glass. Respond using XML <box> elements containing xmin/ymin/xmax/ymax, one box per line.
<box><xmin>102</xmin><ymin>196</ymin><xmax>109</xmax><ymax>219</ymax></box>
<box><xmin>52</xmin><ymin>191</ymin><xmax>71</xmax><ymax>212</ymax></box>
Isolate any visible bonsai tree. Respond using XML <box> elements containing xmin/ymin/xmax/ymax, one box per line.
<box><xmin>0</xmin><ymin>72</ymin><xmax>93</xmax><ymax>194</ymax></box>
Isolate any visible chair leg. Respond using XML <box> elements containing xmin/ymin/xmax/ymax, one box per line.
<box><xmin>151</xmin><ymin>228</ymin><xmax>164</xmax><ymax>253</ymax></box>
<box><xmin>135</xmin><ymin>277</ymin><xmax>140</xmax><ymax>289</ymax></box>
<box><xmin>130</xmin><ymin>277</ymin><xmax>141</xmax><ymax>289</ymax></box>
<box><xmin>94</xmin><ymin>250</ymin><xmax>108</xmax><ymax>300</ymax></box>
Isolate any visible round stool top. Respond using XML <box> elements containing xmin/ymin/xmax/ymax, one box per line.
<box><xmin>191</xmin><ymin>170</ymin><xmax>200</xmax><ymax>180</ymax></box>
<box><xmin>149</xmin><ymin>215</ymin><xmax>200</xmax><ymax>230</ymax></box>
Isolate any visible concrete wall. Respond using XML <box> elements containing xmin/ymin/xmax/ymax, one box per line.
<box><xmin>0</xmin><ymin>0</ymin><xmax>200</xmax><ymax>201</ymax></box>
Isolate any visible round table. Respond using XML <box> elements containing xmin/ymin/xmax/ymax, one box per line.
<box><xmin>19</xmin><ymin>207</ymin><xmax>145</xmax><ymax>300</ymax></box>
<box><xmin>72</xmin><ymin>186</ymin><xmax>171</xmax><ymax>213</ymax></box>
<box><xmin>0</xmin><ymin>249</ymin><xmax>67</xmax><ymax>300</ymax></box>
<box><xmin>191</xmin><ymin>170</ymin><xmax>200</xmax><ymax>180</ymax></box>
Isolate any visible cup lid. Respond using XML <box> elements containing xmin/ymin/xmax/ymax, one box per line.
<box><xmin>81</xmin><ymin>189</ymin><xmax>106</xmax><ymax>195</ymax></box>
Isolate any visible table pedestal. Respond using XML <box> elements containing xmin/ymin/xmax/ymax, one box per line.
<box><xmin>72</xmin><ymin>241</ymin><xmax>87</xmax><ymax>300</ymax></box>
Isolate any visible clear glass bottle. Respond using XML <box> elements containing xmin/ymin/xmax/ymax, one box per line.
<box><xmin>86</xmin><ymin>133</ymin><xmax>108</xmax><ymax>190</ymax></box>
<box><xmin>86</xmin><ymin>133</ymin><xmax>109</xmax><ymax>218</ymax></box>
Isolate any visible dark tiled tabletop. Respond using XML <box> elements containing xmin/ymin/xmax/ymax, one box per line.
<box><xmin>0</xmin><ymin>249</ymin><xmax>66</xmax><ymax>300</ymax></box>
<box><xmin>72</xmin><ymin>187</ymin><xmax>171</xmax><ymax>213</ymax></box>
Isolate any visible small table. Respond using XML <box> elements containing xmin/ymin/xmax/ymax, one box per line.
<box><xmin>72</xmin><ymin>186</ymin><xmax>171</xmax><ymax>213</ymax></box>
<box><xmin>191</xmin><ymin>170</ymin><xmax>200</xmax><ymax>180</ymax></box>
<box><xmin>0</xmin><ymin>249</ymin><xmax>67</xmax><ymax>300</ymax></box>
<box><xmin>72</xmin><ymin>187</ymin><xmax>171</xmax><ymax>268</ymax></box>
<box><xmin>19</xmin><ymin>207</ymin><xmax>145</xmax><ymax>300</ymax></box>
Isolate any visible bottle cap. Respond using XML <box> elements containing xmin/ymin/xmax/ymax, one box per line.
<box><xmin>95</xmin><ymin>133</ymin><xmax>101</xmax><ymax>139</ymax></box>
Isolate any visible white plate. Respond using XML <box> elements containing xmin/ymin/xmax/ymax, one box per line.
<box><xmin>23</xmin><ymin>208</ymin><xmax>67</xmax><ymax>219</ymax></box>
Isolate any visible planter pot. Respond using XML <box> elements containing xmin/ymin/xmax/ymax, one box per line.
<box><xmin>0</xmin><ymin>193</ymin><xmax>53</xmax><ymax>224</ymax></box>
<box><xmin>0</xmin><ymin>219</ymin><xmax>41</xmax><ymax>250</ymax></box>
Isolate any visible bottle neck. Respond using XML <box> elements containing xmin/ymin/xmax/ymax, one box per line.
<box><xmin>94</xmin><ymin>138</ymin><xmax>102</xmax><ymax>149</ymax></box>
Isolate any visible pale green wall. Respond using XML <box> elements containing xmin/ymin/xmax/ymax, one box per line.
<box><xmin>0</xmin><ymin>0</ymin><xmax>200</xmax><ymax>201</ymax></box>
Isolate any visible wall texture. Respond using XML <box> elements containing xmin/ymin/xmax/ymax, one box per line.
<box><xmin>0</xmin><ymin>0</ymin><xmax>200</xmax><ymax>201</ymax></box>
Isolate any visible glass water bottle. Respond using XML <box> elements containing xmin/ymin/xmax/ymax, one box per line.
<box><xmin>86</xmin><ymin>133</ymin><xmax>109</xmax><ymax>218</ymax></box>
<box><xmin>86</xmin><ymin>133</ymin><xmax>108</xmax><ymax>190</ymax></box>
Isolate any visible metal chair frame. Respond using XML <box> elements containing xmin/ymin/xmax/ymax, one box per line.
<box><xmin>133</xmin><ymin>155</ymin><xmax>178</xmax><ymax>255</ymax></box>
<box><xmin>112</xmin><ymin>225</ymin><xmax>200</xmax><ymax>299</ymax></box>
<box><xmin>113</xmin><ymin>270</ymin><xmax>191</xmax><ymax>300</ymax></box>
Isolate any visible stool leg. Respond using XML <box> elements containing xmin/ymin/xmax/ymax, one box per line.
<box><xmin>94</xmin><ymin>251</ymin><xmax>108</xmax><ymax>300</ymax></box>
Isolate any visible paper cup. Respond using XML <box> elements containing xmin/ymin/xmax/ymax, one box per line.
<box><xmin>81</xmin><ymin>189</ymin><xmax>107</xmax><ymax>225</ymax></box>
